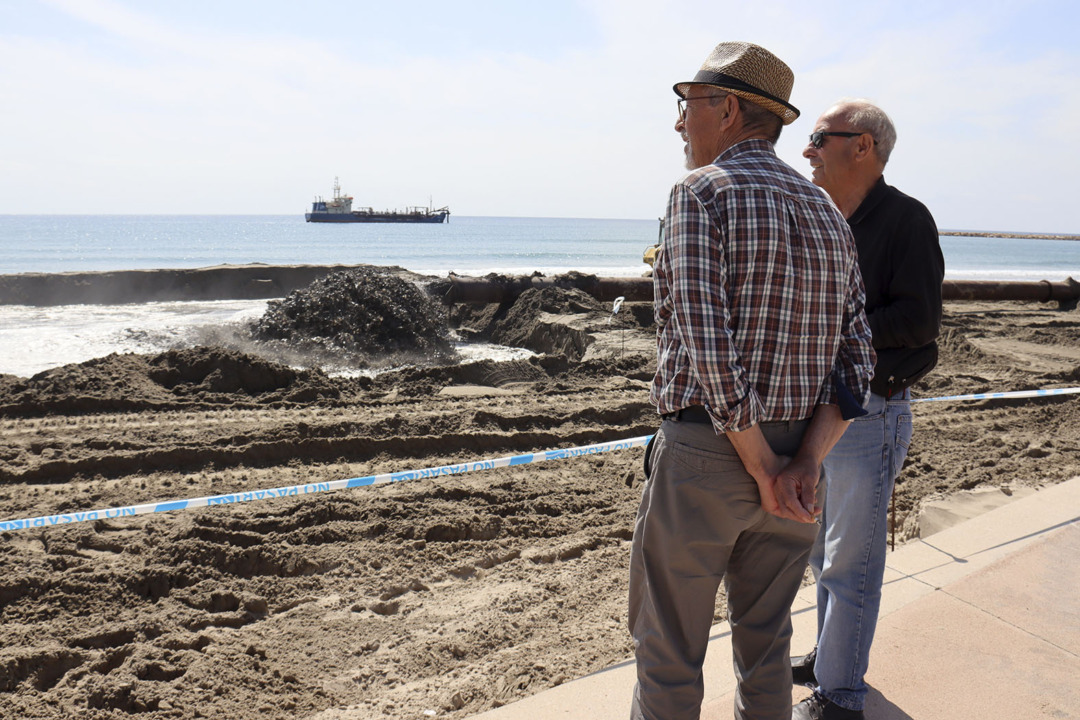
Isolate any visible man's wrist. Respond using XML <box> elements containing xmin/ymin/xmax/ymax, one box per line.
<box><xmin>792</xmin><ymin>448</ymin><xmax>824</xmax><ymax>469</ymax></box>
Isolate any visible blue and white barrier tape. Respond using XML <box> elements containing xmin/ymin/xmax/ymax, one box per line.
<box><xmin>4</xmin><ymin>384</ymin><xmax>1079</xmax><ymax>533</ymax></box>
<box><xmin>0</xmin><ymin>435</ymin><xmax>653</xmax><ymax>533</ymax></box>
<box><xmin>911</xmin><ymin>386</ymin><xmax>1080</xmax><ymax>403</ymax></box>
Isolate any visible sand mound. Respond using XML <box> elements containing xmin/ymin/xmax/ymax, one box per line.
<box><xmin>0</xmin><ymin>348</ymin><xmax>341</xmax><ymax>416</ymax></box>
<box><xmin>252</xmin><ymin>269</ymin><xmax>454</xmax><ymax>367</ymax></box>
<box><xmin>451</xmin><ymin>281</ymin><xmax>637</xmax><ymax>361</ymax></box>
<box><xmin>491</xmin><ymin>286</ymin><xmax>604</xmax><ymax>351</ymax></box>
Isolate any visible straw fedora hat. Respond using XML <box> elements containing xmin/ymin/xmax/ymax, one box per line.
<box><xmin>675</xmin><ymin>41</ymin><xmax>800</xmax><ymax>125</ymax></box>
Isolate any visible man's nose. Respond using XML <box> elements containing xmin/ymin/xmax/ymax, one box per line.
<box><xmin>802</xmin><ymin>144</ymin><xmax>816</xmax><ymax>159</ymax></box>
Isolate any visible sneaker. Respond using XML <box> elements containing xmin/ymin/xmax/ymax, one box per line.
<box><xmin>790</xmin><ymin>646</ymin><xmax>817</xmax><ymax>686</ymax></box>
<box><xmin>792</xmin><ymin>691</ymin><xmax>865</xmax><ymax>720</ymax></box>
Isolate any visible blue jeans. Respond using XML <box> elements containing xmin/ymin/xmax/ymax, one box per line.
<box><xmin>808</xmin><ymin>389</ymin><xmax>913</xmax><ymax>711</ymax></box>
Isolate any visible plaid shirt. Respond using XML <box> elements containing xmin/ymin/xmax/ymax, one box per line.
<box><xmin>650</xmin><ymin>139</ymin><xmax>875</xmax><ymax>432</ymax></box>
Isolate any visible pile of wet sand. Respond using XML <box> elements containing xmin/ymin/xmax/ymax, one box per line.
<box><xmin>0</xmin><ymin>348</ymin><xmax>343</xmax><ymax>418</ymax></box>
<box><xmin>1</xmin><ymin>287</ymin><xmax>1079</xmax><ymax>720</ymax></box>
<box><xmin>252</xmin><ymin>269</ymin><xmax>456</xmax><ymax>368</ymax></box>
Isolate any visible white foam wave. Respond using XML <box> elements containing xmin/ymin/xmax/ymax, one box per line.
<box><xmin>0</xmin><ymin>300</ymin><xmax>268</xmax><ymax>378</ymax></box>
<box><xmin>0</xmin><ymin>299</ymin><xmax>541</xmax><ymax>380</ymax></box>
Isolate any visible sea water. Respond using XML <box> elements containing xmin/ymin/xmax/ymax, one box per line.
<box><xmin>1</xmin><ymin>215</ymin><xmax>1078</xmax><ymax>378</ymax></box>
<box><xmin>0</xmin><ymin>215</ymin><xmax>656</xmax><ymax>277</ymax></box>
<box><xmin>3</xmin><ymin>214</ymin><xmax>1077</xmax><ymax>280</ymax></box>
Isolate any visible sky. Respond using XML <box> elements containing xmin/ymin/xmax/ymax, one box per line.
<box><xmin>1</xmin><ymin>0</ymin><xmax>1078</xmax><ymax>233</ymax></box>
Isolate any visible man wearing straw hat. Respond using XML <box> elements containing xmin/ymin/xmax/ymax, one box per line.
<box><xmin>630</xmin><ymin>42</ymin><xmax>875</xmax><ymax>720</ymax></box>
<box><xmin>789</xmin><ymin>100</ymin><xmax>944</xmax><ymax>720</ymax></box>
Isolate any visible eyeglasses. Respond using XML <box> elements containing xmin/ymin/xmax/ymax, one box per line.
<box><xmin>677</xmin><ymin>96</ymin><xmax>717</xmax><ymax>123</ymax></box>
<box><xmin>808</xmin><ymin>131</ymin><xmax>876</xmax><ymax>149</ymax></box>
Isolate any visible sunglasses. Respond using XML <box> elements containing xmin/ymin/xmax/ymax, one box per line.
<box><xmin>808</xmin><ymin>131</ymin><xmax>876</xmax><ymax>149</ymax></box>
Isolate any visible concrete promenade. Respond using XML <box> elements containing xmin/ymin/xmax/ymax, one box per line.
<box><xmin>473</xmin><ymin>476</ymin><xmax>1080</xmax><ymax>720</ymax></box>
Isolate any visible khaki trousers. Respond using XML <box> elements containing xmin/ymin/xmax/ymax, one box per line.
<box><xmin>629</xmin><ymin>418</ymin><xmax>818</xmax><ymax>720</ymax></box>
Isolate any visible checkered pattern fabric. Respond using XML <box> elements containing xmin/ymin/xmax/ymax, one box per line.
<box><xmin>650</xmin><ymin>139</ymin><xmax>875</xmax><ymax>432</ymax></box>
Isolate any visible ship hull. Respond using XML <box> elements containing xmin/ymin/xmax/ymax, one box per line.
<box><xmin>305</xmin><ymin>211</ymin><xmax>448</xmax><ymax>224</ymax></box>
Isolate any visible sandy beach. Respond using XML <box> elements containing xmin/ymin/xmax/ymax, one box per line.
<box><xmin>1</xmin><ymin>272</ymin><xmax>1078</xmax><ymax>719</ymax></box>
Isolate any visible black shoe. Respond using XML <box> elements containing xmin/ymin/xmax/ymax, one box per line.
<box><xmin>790</xmin><ymin>646</ymin><xmax>817</xmax><ymax>686</ymax></box>
<box><xmin>792</xmin><ymin>692</ymin><xmax>865</xmax><ymax>720</ymax></box>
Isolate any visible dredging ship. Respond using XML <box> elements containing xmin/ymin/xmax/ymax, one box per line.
<box><xmin>305</xmin><ymin>178</ymin><xmax>449</xmax><ymax>223</ymax></box>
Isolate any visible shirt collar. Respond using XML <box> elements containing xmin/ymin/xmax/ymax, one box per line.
<box><xmin>848</xmin><ymin>175</ymin><xmax>889</xmax><ymax>226</ymax></box>
<box><xmin>713</xmin><ymin>138</ymin><xmax>777</xmax><ymax>164</ymax></box>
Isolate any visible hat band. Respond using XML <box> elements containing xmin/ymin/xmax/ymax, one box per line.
<box><xmin>689</xmin><ymin>70</ymin><xmax>799</xmax><ymax>116</ymax></box>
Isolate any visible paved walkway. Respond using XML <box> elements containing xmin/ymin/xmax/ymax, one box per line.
<box><xmin>473</xmin><ymin>476</ymin><xmax>1080</xmax><ymax>720</ymax></box>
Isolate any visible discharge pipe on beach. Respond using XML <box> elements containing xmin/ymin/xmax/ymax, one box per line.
<box><xmin>940</xmin><ymin>278</ymin><xmax>1080</xmax><ymax>304</ymax></box>
<box><xmin>3</xmin><ymin>269</ymin><xmax>1077</xmax><ymax>307</ymax></box>
<box><xmin>437</xmin><ymin>275</ymin><xmax>1080</xmax><ymax>308</ymax></box>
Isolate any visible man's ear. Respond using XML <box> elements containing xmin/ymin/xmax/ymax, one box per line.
<box><xmin>853</xmin><ymin>132</ymin><xmax>876</xmax><ymax>161</ymax></box>
<box><xmin>718</xmin><ymin>93</ymin><xmax>740</xmax><ymax>130</ymax></box>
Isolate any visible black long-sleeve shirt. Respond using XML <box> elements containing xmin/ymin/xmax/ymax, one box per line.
<box><xmin>848</xmin><ymin>176</ymin><xmax>944</xmax><ymax>396</ymax></box>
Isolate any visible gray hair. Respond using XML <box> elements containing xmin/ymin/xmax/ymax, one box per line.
<box><xmin>702</xmin><ymin>88</ymin><xmax>783</xmax><ymax>143</ymax></box>
<box><xmin>834</xmin><ymin>99</ymin><xmax>897</xmax><ymax>164</ymax></box>
<box><xmin>737</xmin><ymin>96</ymin><xmax>783</xmax><ymax>143</ymax></box>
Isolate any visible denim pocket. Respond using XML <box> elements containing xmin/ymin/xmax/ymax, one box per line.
<box><xmin>892</xmin><ymin>412</ymin><xmax>914</xmax><ymax>477</ymax></box>
<box><xmin>852</xmin><ymin>409</ymin><xmax>886</xmax><ymax>424</ymax></box>
<box><xmin>852</xmin><ymin>392</ymin><xmax>888</xmax><ymax>422</ymax></box>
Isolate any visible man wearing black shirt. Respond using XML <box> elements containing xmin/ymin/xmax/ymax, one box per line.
<box><xmin>792</xmin><ymin>100</ymin><xmax>944</xmax><ymax>720</ymax></box>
